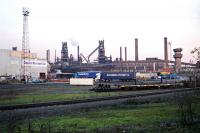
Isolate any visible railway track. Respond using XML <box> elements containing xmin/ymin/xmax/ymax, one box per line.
<box><xmin>0</xmin><ymin>88</ymin><xmax>198</xmax><ymax>111</ymax></box>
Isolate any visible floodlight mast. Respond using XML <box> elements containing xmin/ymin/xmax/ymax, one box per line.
<box><xmin>21</xmin><ymin>7</ymin><xmax>31</xmax><ymax>83</ymax></box>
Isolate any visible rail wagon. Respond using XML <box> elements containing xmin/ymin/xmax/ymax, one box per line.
<box><xmin>99</xmin><ymin>72</ymin><xmax>136</xmax><ymax>81</ymax></box>
<box><xmin>74</xmin><ymin>71</ymin><xmax>101</xmax><ymax>79</ymax></box>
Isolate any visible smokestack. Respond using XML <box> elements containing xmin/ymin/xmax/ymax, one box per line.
<box><xmin>46</xmin><ymin>49</ymin><xmax>50</xmax><ymax>63</ymax></box>
<box><xmin>120</xmin><ymin>46</ymin><xmax>122</xmax><ymax>61</ymax></box>
<box><xmin>135</xmin><ymin>38</ymin><xmax>138</xmax><ymax>61</ymax></box>
<box><xmin>164</xmin><ymin>37</ymin><xmax>168</xmax><ymax>68</ymax></box>
<box><xmin>77</xmin><ymin>45</ymin><xmax>79</xmax><ymax>63</ymax></box>
<box><xmin>125</xmin><ymin>47</ymin><xmax>127</xmax><ymax>62</ymax></box>
<box><xmin>55</xmin><ymin>49</ymin><xmax>56</xmax><ymax>63</ymax></box>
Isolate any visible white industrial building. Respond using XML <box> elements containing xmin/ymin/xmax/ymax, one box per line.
<box><xmin>0</xmin><ymin>48</ymin><xmax>47</xmax><ymax>80</ymax></box>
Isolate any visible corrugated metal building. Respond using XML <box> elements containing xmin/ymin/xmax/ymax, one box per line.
<box><xmin>0</xmin><ymin>49</ymin><xmax>47</xmax><ymax>80</ymax></box>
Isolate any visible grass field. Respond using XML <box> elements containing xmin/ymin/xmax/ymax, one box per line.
<box><xmin>1</xmin><ymin>93</ymin><xmax>200</xmax><ymax>133</ymax></box>
<box><xmin>0</xmin><ymin>83</ymin><xmax>165</xmax><ymax>105</ymax></box>
<box><xmin>0</xmin><ymin>92</ymin><xmax>124</xmax><ymax>105</ymax></box>
<box><xmin>0</xmin><ymin>83</ymin><xmax>118</xmax><ymax>105</ymax></box>
<box><xmin>1</xmin><ymin>83</ymin><xmax>200</xmax><ymax>132</ymax></box>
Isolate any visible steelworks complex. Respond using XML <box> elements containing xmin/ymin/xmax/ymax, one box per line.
<box><xmin>0</xmin><ymin>36</ymin><xmax>197</xmax><ymax>81</ymax></box>
<box><xmin>50</xmin><ymin>37</ymin><xmax>196</xmax><ymax>75</ymax></box>
<box><xmin>0</xmin><ymin>8</ymin><xmax>197</xmax><ymax>81</ymax></box>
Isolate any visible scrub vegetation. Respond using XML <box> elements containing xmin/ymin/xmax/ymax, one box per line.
<box><xmin>1</xmin><ymin>91</ymin><xmax>200</xmax><ymax>133</ymax></box>
<box><xmin>0</xmin><ymin>84</ymin><xmax>118</xmax><ymax>105</ymax></box>
<box><xmin>0</xmin><ymin>83</ymin><xmax>163</xmax><ymax>105</ymax></box>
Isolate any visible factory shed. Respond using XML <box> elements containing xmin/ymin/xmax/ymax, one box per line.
<box><xmin>0</xmin><ymin>48</ymin><xmax>47</xmax><ymax>80</ymax></box>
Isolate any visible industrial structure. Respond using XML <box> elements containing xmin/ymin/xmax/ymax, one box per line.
<box><xmin>51</xmin><ymin>40</ymin><xmax>113</xmax><ymax>74</ymax></box>
<box><xmin>21</xmin><ymin>7</ymin><xmax>31</xmax><ymax>82</ymax></box>
<box><xmin>173</xmin><ymin>48</ymin><xmax>183</xmax><ymax>73</ymax></box>
<box><xmin>164</xmin><ymin>37</ymin><xmax>169</xmax><ymax>68</ymax></box>
<box><xmin>49</xmin><ymin>37</ymin><xmax>195</xmax><ymax>77</ymax></box>
<box><xmin>0</xmin><ymin>8</ymin><xmax>198</xmax><ymax>83</ymax></box>
<box><xmin>135</xmin><ymin>38</ymin><xmax>139</xmax><ymax>61</ymax></box>
<box><xmin>113</xmin><ymin>37</ymin><xmax>195</xmax><ymax>73</ymax></box>
<box><xmin>46</xmin><ymin>49</ymin><xmax>50</xmax><ymax>63</ymax></box>
<box><xmin>0</xmin><ymin>8</ymin><xmax>47</xmax><ymax>81</ymax></box>
<box><xmin>0</xmin><ymin>48</ymin><xmax>47</xmax><ymax>80</ymax></box>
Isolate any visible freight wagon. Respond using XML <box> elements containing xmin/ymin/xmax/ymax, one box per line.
<box><xmin>159</xmin><ymin>73</ymin><xmax>178</xmax><ymax>79</ymax></box>
<box><xmin>98</xmin><ymin>72</ymin><xmax>136</xmax><ymax>82</ymax></box>
<box><xmin>74</xmin><ymin>71</ymin><xmax>101</xmax><ymax>79</ymax></box>
<box><xmin>136</xmin><ymin>72</ymin><xmax>158</xmax><ymax>80</ymax></box>
<box><xmin>70</xmin><ymin>78</ymin><xmax>94</xmax><ymax>86</ymax></box>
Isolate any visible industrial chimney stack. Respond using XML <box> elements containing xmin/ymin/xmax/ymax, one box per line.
<box><xmin>125</xmin><ymin>47</ymin><xmax>127</xmax><ymax>62</ymax></box>
<box><xmin>54</xmin><ymin>49</ymin><xmax>56</xmax><ymax>63</ymax></box>
<box><xmin>77</xmin><ymin>45</ymin><xmax>80</xmax><ymax>63</ymax></box>
<box><xmin>120</xmin><ymin>46</ymin><xmax>122</xmax><ymax>61</ymax></box>
<box><xmin>164</xmin><ymin>37</ymin><xmax>169</xmax><ymax>68</ymax></box>
<box><xmin>135</xmin><ymin>38</ymin><xmax>138</xmax><ymax>61</ymax></box>
<box><xmin>46</xmin><ymin>49</ymin><xmax>50</xmax><ymax>63</ymax></box>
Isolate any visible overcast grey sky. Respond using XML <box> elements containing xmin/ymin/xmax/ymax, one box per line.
<box><xmin>0</xmin><ymin>0</ymin><xmax>200</xmax><ymax>62</ymax></box>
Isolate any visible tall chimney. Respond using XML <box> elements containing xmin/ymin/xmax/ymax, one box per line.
<box><xmin>164</xmin><ymin>37</ymin><xmax>168</xmax><ymax>68</ymax></box>
<box><xmin>55</xmin><ymin>49</ymin><xmax>56</xmax><ymax>63</ymax></box>
<box><xmin>46</xmin><ymin>49</ymin><xmax>50</xmax><ymax>63</ymax></box>
<box><xmin>77</xmin><ymin>45</ymin><xmax>79</xmax><ymax>63</ymax></box>
<box><xmin>120</xmin><ymin>46</ymin><xmax>122</xmax><ymax>61</ymax></box>
<box><xmin>125</xmin><ymin>47</ymin><xmax>127</xmax><ymax>62</ymax></box>
<box><xmin>135</xmin><ymin>38</ymin><xmax>138</xmax><ymax>61</ymax></box>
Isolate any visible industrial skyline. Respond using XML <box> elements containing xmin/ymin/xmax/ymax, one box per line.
<box><xmin>0</xmin><ymin>0</ymin><xmax>200</xmax><ymax>63</ymax></box>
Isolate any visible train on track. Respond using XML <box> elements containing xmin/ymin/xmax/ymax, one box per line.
<box><xmin>93</xmin><ymin>72</ymin><xmax>182</xmax><ymax>92</ymax></box>
<box><xmin>74</xmin><ymin>71</ymin><xmax>179</xmax><ymax>81</ymax></box>
<box><xmin>96</xmin><ymin>72</ymin><xmax>136</xmax><ymax>82</ymax></box>
<box><xmin>72</xmin><ymin>71</ymin><xmax>185</xmax><ymax>91</ymax></box>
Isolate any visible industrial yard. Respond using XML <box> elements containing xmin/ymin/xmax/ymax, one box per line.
<box><xmin>1</xmin><ymin>0</ymin><xmax>200</xmax><ymax>132</ymax></box>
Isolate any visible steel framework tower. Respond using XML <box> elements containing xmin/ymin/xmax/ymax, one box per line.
<box><xmin>98</xmin><ymin>40</ymin><xmax>106</xmax><ymax>64</ymax></box>
<box><xmin>61</xmin><ymin>42</ymin><xmax>69</xmax><ymax>63</ymax></box>
<box><xmin>21</xmin><ymin>8</ymin><xmax>31</xmax><ymax>82</ymax></box>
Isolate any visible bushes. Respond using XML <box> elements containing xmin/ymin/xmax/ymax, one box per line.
<box><xmin>172</xmin><ymin>91</ymin><xmax>200</xmax><ymax>126</ymax></box>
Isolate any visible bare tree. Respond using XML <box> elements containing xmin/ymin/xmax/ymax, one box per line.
<box><xmin>191</xmin><ymin>47</ymin><xmax>200</xmax><ymax>62</ymax></box>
